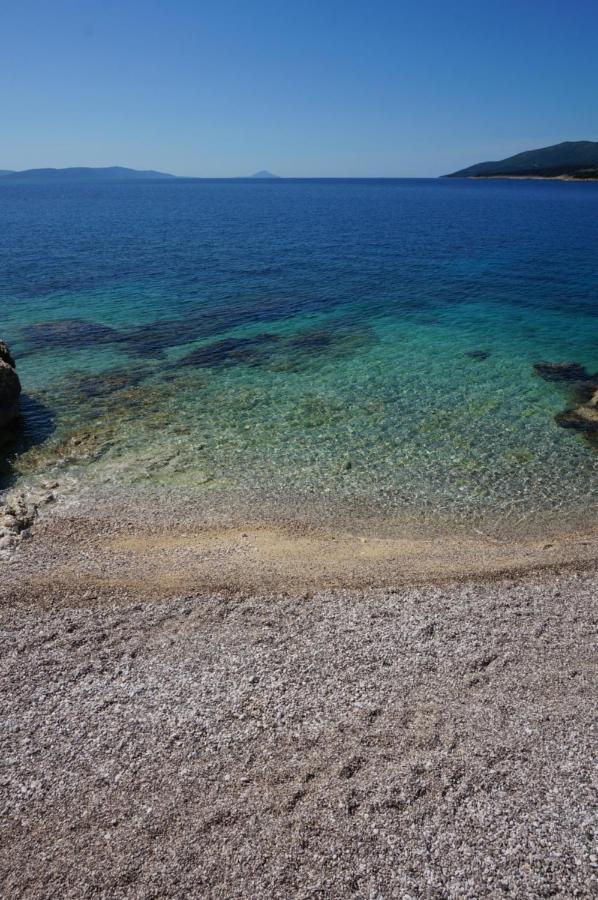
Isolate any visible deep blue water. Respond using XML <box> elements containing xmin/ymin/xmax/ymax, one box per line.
<box><xmin>1</xmin><ymin>177</ymin><xmax>597</xmax><ymax>530</ymax></box>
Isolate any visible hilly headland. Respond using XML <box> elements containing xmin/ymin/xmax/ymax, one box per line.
<box><xmin>446</xmin><ymin>140</ymin><xmax>598</xmax><ymax>179</ymax></box>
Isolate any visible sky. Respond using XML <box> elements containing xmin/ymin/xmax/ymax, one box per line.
<box><xmin>2</xmin><ymin>0</ymin><xmax>598</xmax><ymax>177</ymax></box>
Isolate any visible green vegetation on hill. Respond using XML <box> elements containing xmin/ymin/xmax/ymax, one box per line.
<box><xmin>446</xmin><ymin>141</ymin><xmax>598</xmax><ymax>179</ymax></box>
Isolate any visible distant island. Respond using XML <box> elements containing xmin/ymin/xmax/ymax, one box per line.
<box><xmin>0</xmin><ymin>166</ymin><xmax>175</xmax><ymax>181</ymax></box>
<box><xmin>0</xmin><ymin>167</ymin><xmax>284</xmax><ymax>181</ymax></box>
<box><xmin>445</xmin><ymin>141</ymin><xmax>598</xmax><ymax>180</ymax></box>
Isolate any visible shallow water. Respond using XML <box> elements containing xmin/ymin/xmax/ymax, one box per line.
<box><xmin>1</xmin><ymin>177</ymin><xmax>597</xmax><ymax>532</ymax></box>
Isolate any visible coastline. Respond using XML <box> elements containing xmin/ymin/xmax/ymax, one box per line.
<box><xmin>2</xmin><ymin>483</ymin><xmax>598</xmax><ymax>598</ymax></box>
<box><xmin>458</xmin><ymin>174</ymin><xmax>598</xmax><ymax>181</ymax></box>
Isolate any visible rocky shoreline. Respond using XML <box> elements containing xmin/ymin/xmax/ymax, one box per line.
<box><xmin>534</xmin><ymin>360</ymin><xmax>598</xmax><ymax>449</ymax></box>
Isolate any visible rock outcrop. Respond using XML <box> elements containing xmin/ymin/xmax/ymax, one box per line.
<box><xmin>0</xmin><ymin>340</ymin><xmax>16</xmax><ymax>369</ymax></box>
<box><xmin>534</xmin><ymin>360</ymin><xmax>598</xmax><ymax>447</ymax></box>
<box><xmin>0</xmin><ymin>341</ymin><xmax>21</xmax><ymax>429</ymax></box>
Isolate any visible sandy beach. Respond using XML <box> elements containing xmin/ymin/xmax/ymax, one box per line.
<box><xmin>1</xmin><ymin>491</ymin><xmax>597</xmax><ymax>898</ymax></box>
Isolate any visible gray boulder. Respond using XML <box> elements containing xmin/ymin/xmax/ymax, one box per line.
<box><xmin>0</xmin><ymin>343</ymin><xmax>21</xmax><ymax>428</ymax></box>
<box><xmin>0</xmin><ymin>340</ymin><xmax>16</xmax><ymax>369</ymax></box>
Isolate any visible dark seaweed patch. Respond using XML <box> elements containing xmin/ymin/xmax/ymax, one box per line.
<box><xmin>177</xmin><ymin>333</ymin><xmax>281</xmax><ymax>369</ymax></box>
<box><xmin>121</xmin><ymin>319</ymin><xmax>196</xmax><ymax>356</ymax></box>
<box><xmin>22</xmin><ymin>319</ymin><xmax>122</xmax><ymax>352</ymax></box>
<box><xmin>122</xmin><ymin>311</ymin><xmax>236</xmax><ymax>356</ymax></box>
<box><xmin>285</xmin><ymin>324</ymin><xmax>377</xmax><ymax>368</ymax></box>
<box><xmin>120</xmin><ymin>298</ymin><xmax>296</xmax><ymax>356</ymax></box>
<box><xmin>288</xmin><ymin>329</ymin><xmax>334</xmax><ymax>351</ymax></box>
<box><xmin>534</xmin><ymin>360</ymin><xmax>598</xmax><ymax>406</ymax></box>
<box><xmin>174</xmin><ymin>323</ymin><xmax>378</xmax><ymax>373</ymax></box>
<box><xmin>533</xmin><ymin>361</ymin><xmax>593</xmax><ymax>383</ymax></box>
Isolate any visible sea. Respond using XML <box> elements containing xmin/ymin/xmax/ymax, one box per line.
<box><xmin>1</xmin><ymin>176</ymin><xmax>597</xmax><ymax>534</ymax></box>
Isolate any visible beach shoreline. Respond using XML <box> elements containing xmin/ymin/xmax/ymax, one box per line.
<box><xmin>2</xmin><ymin>483</ymin><xmax>598</xmax><ymax>598</ymax></box>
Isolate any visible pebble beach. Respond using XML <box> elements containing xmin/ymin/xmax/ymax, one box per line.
<box><xmin>1</xmin><ymin>489</ymin><xmax>597</xmax><ymax>898</ymax></box>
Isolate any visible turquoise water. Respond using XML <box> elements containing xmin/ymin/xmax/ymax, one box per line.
<box><xmin>1</xmin><ymin>177</ymin><xmax>597</xmax><ymax>532</ymax></box>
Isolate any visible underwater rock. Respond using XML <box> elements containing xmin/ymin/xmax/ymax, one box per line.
<box><xmin>22</xmin><ymin>318</ymin><xmax>121</xmax><ymax>351</ymax></box>
<box><xmin>0</xmin><ymin>343</ymin><xmax>21</xmax><ymax>429</ymax></box>
<box><xmin>533</xmin><ymin>361</ymin><xmax>593</xmax><ymax>383</ymax></box>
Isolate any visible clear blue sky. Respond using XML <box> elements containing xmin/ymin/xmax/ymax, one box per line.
<box><xmin>2</xmin><ymin>0</ymin><xmax>598</xmax><ymax>177</ymax></box>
